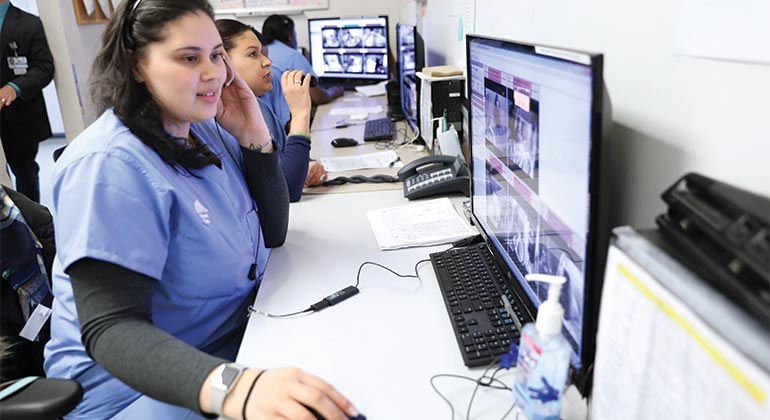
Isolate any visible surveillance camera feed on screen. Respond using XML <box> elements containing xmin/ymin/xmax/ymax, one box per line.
<box><xmin>309</xmin><ymin>16</ymin><xmax>389</xmax><ymax>81</ymax></box>
<box><xmin>469</xmin><ymin>38</ymin><xmax>595</xmax><ymax>369</ymax></box>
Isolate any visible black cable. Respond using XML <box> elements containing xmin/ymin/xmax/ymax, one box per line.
<box><xmin>249</xmin><ymin>259</ymin><xmax>429</xmax><ymax>318</ymax></box>
<box><xmin>323</xmin><ymin>174</ymin><xmax>399</xmax><ymax>186</ymax></box>
<box><xmin>430</xmin><ymin>357</ymin><xmax>515</xmax><ymax>420</ymax></box>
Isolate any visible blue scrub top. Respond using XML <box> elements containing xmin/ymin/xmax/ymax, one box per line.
<box><xmin>266</xmin><ymin>41</ymin><xmax>316</xmax><ymax>77</ymax></box>
<box><xmin>43</xmin><ymin>110</ymin><xmax>270</xmax><ymax>416</ymax></box>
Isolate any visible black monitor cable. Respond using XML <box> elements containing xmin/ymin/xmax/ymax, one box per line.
<box><xmin>248</xmin><ymin>259</ymin><xmax>431</xmax><ymax>318</ymax></box>
<box><xmin>430</xmin><ymin>357</ymin><xmax>517</xmax><ymax>420</ymax></box>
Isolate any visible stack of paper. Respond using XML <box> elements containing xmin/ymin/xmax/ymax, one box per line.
<box><xmin>355</xmin><ymin>80</ymin><xmax>388</xmax><ymax>97</ymax></box>
<box><xmin>366</xmin><ymin>198</ymin><xmax>477</xmax><ymax>250</ymax></box>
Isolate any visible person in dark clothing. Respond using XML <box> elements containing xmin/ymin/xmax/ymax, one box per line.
<box><xmin>0</xmin><ymin>0</ymin><xmax>55</xmax><ymax>203</ymax></box>
<box><xmin>0</xmin><ymin>185</ymin><xmax>55</xmax><ymax>382</ymax></box>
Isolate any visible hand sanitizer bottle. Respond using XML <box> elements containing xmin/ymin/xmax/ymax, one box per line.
<box><xmin>513</xmin><ymin>274</ymin><xmax>572</xmax><ymax>420</ymax></box>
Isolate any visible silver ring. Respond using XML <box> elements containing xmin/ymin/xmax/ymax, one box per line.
<box><xmin>1</xmin><ymin>98</ymin><xmax>5</xmax><ymax>102</ymax></box>
<box><xmin>294</xmin><ymin>80</ymin><xmax>302</xmax><ymax>85</ymax></box>
<box><xmin>319</xmin><ymin>173</ymin><xmax>327</xmax><ymax>182</ymax></box>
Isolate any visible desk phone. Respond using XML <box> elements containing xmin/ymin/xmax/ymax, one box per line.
<box><xmin>397</xmin><ymin>155</ymin><xmax>470</xmax><ymax>200</ymax></box>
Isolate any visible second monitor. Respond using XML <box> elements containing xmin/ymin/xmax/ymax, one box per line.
<box><xmin>396</xmin><ymin>23</ymin><xmax>424</xmax><ymax>133</ymax></box>
<box><xmin>308</xmin><ymin>16</ymin><xmax>390</xmax><ymax>85</ymax></box>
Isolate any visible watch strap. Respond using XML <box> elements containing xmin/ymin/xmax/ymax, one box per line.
<box><xmin>209</xmin><ymin>363</ymin><xmax>246</xmax><ymax>417</ymax></box>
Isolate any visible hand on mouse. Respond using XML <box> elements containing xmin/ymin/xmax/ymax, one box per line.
<box><xmin>217</xmin><ymin>367</ymin><xmax>358</xmax><ymax>420</ymax></box>
<box><xmin>305</xmin><ymin>161</ymin><xmax>328</xmax><ymax>187</ymax></box>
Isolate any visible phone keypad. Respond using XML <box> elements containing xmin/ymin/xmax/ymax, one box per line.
<box><xmin>406</xmin><ymin>168</ymin><xmax>454</xmax><ymax>193</ymax></box>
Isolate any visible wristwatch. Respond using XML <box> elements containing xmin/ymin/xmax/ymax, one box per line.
<box><xmin>209</xmin><ymin>363</ymin><xmax>246</xmax><ymax>416</ymax></box>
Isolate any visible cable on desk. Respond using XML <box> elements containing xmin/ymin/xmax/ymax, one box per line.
<box><xmin>429</xmin><ymin>357</ymin><xmax>516</xmax><ymax>420</ymax></box>
<box><xmin>248</xmin><ymin>259</ymin><xmax>431</xmax><ymax>318</ymax></box>
<box><xmin>323</xmin><ymin>174</ymin><xmax>399</xmax><ymax>186</ymax></box>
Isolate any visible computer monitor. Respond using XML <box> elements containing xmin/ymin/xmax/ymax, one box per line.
<box><xmin>466</xmin><ymin>34</ymin><xmax>612</xmax><ymax>394</ymax></box>
<box><xmin>396</xmin><ymin>23</ymin><xmax>424</xmax><ymax>132</ymax></box>
<box><xmin>308</xmin><ymin>16</ymin><xmax>389</xmax><ymax>84</ymax></box>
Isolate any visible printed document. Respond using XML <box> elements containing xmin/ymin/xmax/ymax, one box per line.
<box><xmin>320</xmin><ymin>150</ymin><xmax>400</xmax><ymax>172</ymax></box>
<box><xmin>366</xmin><ymin>198</ymin><xmax>477</xmax><ymax>250</ymax></box>
<box><xmin>592</xmin><ymin>245</ymin><xmax>770</xmax><ymax>420</ymax></box>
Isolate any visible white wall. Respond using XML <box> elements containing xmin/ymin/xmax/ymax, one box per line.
<box><xmin>38</xmin><ymin>0</ymin><xmax>107</xmax><ymax>140</ymax></box>
<box><xmin>416</xmin><ymin>0</ymin><xmax>770</xmax><ymax>228</ymax></box>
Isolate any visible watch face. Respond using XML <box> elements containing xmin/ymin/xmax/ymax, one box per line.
<box><xmin>222</xmin><ymin>365</ymin><xmax>241</xmax><ymax>385</ymax></box>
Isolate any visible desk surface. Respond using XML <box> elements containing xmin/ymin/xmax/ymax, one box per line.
<box><xmin>236</xmin><ymin>190</ymin><xmax>588</xmax><ymax>420</ymax></box>
<box><xmin>304</xmin><ymin>93</ymin><xmax>426</xmax><ymax>195</ymax></box>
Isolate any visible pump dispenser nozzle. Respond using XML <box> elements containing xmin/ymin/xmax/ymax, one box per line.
<box><xmin>525</xmin><ymin>274</ymin><xmax>567</xmax><ymax>336</ymax></box>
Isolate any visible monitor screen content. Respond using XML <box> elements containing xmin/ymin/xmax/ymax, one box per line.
<box><xmin>308</xmin><ymin>16</ymin><xmax>389</xmax><ymax>82</ymax></box>
<box><xmin>467</xmin><ymin>35</ymin><xmax>608</xmax><ymax>376</ymax></box>
<box><xmin>397</xmin><ymin>23</ymin><xmax>420</xmax><ymax>132</ymax></box>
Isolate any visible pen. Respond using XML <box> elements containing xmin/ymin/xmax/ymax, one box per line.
<box><xmin>388</xmin><ymin>157</ymin><xmax>401</xmax><ymax>168</ymax></box>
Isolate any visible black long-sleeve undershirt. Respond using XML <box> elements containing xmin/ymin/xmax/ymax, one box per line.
<box><xmin>68</xmin><ymin>147</ymin><xmax>289</xmax><ymax>415</ymax></box>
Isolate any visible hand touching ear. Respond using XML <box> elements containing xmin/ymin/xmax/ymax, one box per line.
<box><xmin>217</xmin><ymin>54</ymin><xmax>272</xmax><ymax>152</ymax></box>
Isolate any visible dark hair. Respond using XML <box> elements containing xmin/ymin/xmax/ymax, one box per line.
<box><xmin>91</xmin><ymin>0</ymin><xmax>220</xmax><ymax>172</ymax></box>
<box><xmin>261</xmin><ymin>14</ymin><xmax>294</xmax><ymax>46</ymax></box>
<box><xmin>216</xmin><ymin>19</ymin><xmax>265</xmax><ymax>52</ymax></box>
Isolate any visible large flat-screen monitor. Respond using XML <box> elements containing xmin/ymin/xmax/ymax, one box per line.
<box><xmin>308</xmin><ymin>16</ymin><xmax>389</xmax><ymax>84</ymax></box>
<box><xmin>396</xmin><ymin>23</ymin><xmax>424</xmax><ymax>133</ymax></box>
<box><xmin>466</xmin><ymin>34</ymin><xmax>612</xmax><ymax>394</ymax></box>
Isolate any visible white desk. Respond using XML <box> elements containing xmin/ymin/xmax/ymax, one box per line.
<box><xmin>304</xmin><ymin>93</ymin><xmax>427</xmax><ymax>195</ymax></box>
<box><xmin>236</xmin><ymin>190</ymin><xmax>588</xmax><ymax>419</ymax></box>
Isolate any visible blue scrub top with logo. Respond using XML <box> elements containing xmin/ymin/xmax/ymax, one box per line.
<box><xmin>43</xmin><ymin>110</ymin><xmax>270</xmax><ymax>417</ymax></box>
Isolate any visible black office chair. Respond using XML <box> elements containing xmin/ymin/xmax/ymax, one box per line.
<box><xmin>0</xmin><ymin>377</ymin><xmax>83</xmax><ymax>419</ymax></box>
<box><xmin>0</xmin><ymin>186</ymin><xmax>82</xmax><ymax>418</ymax></box>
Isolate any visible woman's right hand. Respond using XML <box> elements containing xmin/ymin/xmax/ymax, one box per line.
<box><xmin>222</xmin><ymin>367</ymin><xmax>358</xmax><ymax>420</ymax></box>
<box><xmin>281</xmin><ymin>70</ymin><xmax>312</xmax><ymax>134</ymax></box>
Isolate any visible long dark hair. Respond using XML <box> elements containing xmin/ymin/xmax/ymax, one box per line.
<box><xmin>91</xmin><ymin>0</ymin><xmax>220</xmax><ymax>172</ymax></box>
<box><xmin>261</xmin><ymin>14</ymin><xmax>294</xmax><ymax>47</ymax></box>
<box><xmin>216</xmin><ymin>19</ymin><xmax>265</xmax><ymax>53</ymax></box>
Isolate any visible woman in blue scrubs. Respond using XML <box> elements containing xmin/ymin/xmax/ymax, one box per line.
<box><xmin>262</xmin><ymin>14</ymin><xmax>344</xmax><ymax>105</ymax></box>
<box><xmin>43</xmin><ymin>1</ymin><xmax>358</xmax><ymax>419</ymax></box>
<box><xmin>216</xmin><ymin>19</ymin><xmax>328</xmax><ymax>201</ymax></box>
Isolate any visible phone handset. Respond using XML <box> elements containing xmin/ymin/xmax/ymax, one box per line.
<box><xmin>397</xmin><ymin>154</ymin><xmax>470</xmax><ymax>200</ymax></box>
<box><xmin>397</xmin><ymin>154</ymin><xmax>459</xmax><ymax>181</ymax></box>
<box><xmin>223</xmin><ymin>56</ymin><xmax>235</xmax><ymax>87</ymax></box>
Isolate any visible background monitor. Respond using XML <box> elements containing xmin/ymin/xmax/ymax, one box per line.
<box><xmin>396</xmin><ymin>23</ymin><xmax>424</xmax><ymax>133</ymax></box>
<box><xmin>308</xmin><ymin>16</ymin><xmax>389</xmax><ymax>84</ymax></box>
<box><xmin>466</xmin><ymin>34</ymin><xmax>612</xmax><ymax>395</ymax></box>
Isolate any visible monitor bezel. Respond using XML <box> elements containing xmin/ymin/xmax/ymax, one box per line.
<box><xmin>396</xmin><ymin>22</ymin><xmax>424</xmax><ymax>133</ymax></box>
<box><xmin>465</xmin><ymin>33</ymin><xmax>611</xmax><ymax>396</ymax></box>
<box><xmin>307</xmin><ymin>15</ymin><xmax>390</xmax><ymax>85</ymax></box>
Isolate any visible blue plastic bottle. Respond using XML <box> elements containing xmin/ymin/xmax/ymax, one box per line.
<box><xmin>513</xmin><ymin>274</ymin><xmax>572</xmax><ymax>420</ymax></box>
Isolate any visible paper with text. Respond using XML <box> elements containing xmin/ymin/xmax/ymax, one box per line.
<box><xmin>592</xmin><ymin>246</ymin><xmax>770</xmax><ymax>420</ymax></box>
<box><xmin>366</xmin><ymin>197</ymin><xmax>477</xmax><ymax>250</ymax></box>
<box><xmin>320</xmin><ymin>150</ymin><xmax>399</xmax><ymax>172</ymax></box>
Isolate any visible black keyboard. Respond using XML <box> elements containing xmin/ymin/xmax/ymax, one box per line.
<box><xmin>430</xmin><ymin>243</ymin><xmax>529</xmax><ymax>367</ymax></box>
<box><xmin>363</xmin><ymin>117</ymin><xmax>395</xmax><ymax>141</ymax></box>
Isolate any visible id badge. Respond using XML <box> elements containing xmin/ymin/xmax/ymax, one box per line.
<box><xmin>7</xmin><ymin>56</ymin><xmax>28</xmax><ymax>75</ymax></box>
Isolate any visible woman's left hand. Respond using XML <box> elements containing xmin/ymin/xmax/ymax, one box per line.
<box><xmin>305</xmin><ymin>161</ymin><xmax>328</xmax><ymax>187</ymax></box>
<box><xmin>217</xmin><ymin>54</ymin><xmax>273</xmax><ymax>151</ymax></box>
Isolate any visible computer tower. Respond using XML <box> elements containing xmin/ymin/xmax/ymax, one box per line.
<box><xmin>419</xmin><ymin>76</ymin><xmax>464</xmax><ymax>153</ymax></box>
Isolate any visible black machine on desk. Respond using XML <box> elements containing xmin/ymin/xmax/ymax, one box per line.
<box><xmin>397</xmin><ymin>155</ymin><xmax>470</xmax><ymax>200</ymax></box>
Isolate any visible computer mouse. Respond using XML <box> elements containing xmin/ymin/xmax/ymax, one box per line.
<box><xmin>303</xmin><ymin>404</ymin><xmax>367</xmax><ymax>420</ymax></box>
<box><xmin>331</xmin><ymin>137</ymin><xmax>359</xmax><ymax>148</ymax></box>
